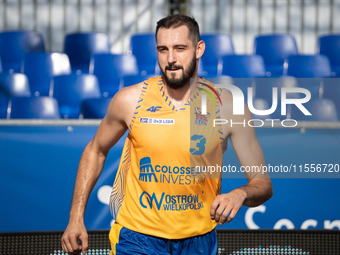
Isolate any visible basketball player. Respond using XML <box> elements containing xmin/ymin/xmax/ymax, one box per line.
<box><xmin>61</xmin><ymin>15</ymin><xmax>273</xmax><ymax>255</ymax></box>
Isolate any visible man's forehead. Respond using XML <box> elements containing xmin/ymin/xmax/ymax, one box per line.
<box><xmin>156</xmin><ymin>26</ymin><xmax>191</xmax><ymax>45</ymax></box>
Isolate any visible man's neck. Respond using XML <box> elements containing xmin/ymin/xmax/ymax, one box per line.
<box><xmin>162</xmin><ymin>76</ymin><xmax>202</xmax><ymax>110</ymax></box>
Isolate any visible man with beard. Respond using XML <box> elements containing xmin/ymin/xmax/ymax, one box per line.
<box><xmin>61</xmin><ymin>15</ymin><xmax>273</xmax><ymax>255</ymax></box>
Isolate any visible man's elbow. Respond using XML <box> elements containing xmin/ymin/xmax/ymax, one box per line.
<box><xmin>267</xmin><ymin>182</ymin><xmax>274</xmax><ymax>201</ymax></box>
<box><xmin>253</xmin><ymin>179</ymin><xmax>273</xmax><ymax>207</ymax></box>
<box><xmin>263</xmin><ymin>179</ymin><xmax>273</xmax><ymax>203</ymax></box>
<box><xmin>88</xmin><ymin>138</ymin><xmax>109</xmax><ymax>157</ymax></box>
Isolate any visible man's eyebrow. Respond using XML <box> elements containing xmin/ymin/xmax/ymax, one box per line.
<box><xmin>156</xmin><ymin>44</ymin><xmax>189</xmax><ymax>49</ymax></box>
<box><xmin>174</xmin><ymin>44</ymin><xmax>188</xmax><ymax>48</ymax></box>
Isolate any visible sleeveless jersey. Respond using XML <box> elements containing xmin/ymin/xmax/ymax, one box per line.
<box><xmin>110</xmin><ymin>76</ymin><xmax>224</xmax><ymax>239</ymax></box>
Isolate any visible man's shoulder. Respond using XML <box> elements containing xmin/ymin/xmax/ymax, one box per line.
<box><xmin>118</xmin><ymin>76</ymin><xmax>161</xmax><ymax>100</ymax></box>
<box><xmin>118</xmin><ymin>82</ymin><xmax>144</xmax><ymax>101</ymax></box>
<box><xmin>105</xmin><ymin>77</ymin><xmax>159</xmax><ymax>125</ymax></box>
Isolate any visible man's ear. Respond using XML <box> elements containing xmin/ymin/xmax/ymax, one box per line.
<box><xmin>196</xmin><ymin>40</ymin><xmax>205</xmax><ymax>59</ymax></box>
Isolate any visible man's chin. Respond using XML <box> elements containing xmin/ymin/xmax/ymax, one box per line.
<box><xmin>167</xmin><ymin>70</ymin><xmax>182</xmax><ymax>78</ymax></box>
<box><xmin>165</xmin><ymin>74</ymin><xmax>181</xmax><ymax>84</ymax></box>
<box><xmin>165</xmin><ymin>78</ymin><xmax>189</xmax><ymax>90</ymax></box>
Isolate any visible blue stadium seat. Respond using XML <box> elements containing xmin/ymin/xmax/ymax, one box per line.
<box><xmin>0</xmin><ymin>73</ymin><xmax>30</xmax><ymax>118</ymax></box>
<box><xmin>290</xmin><ymin>98</ymin><xmax>338</xmax><ymax>121</ymax></box>
<box><xmin>200</xmin><ymin>34</ymin><xmax>235</xmax><ymax>76</ymax></box>
<box><xmin>23</xmin><ymin>52</ymin><xmax>71</xmax><ymax>96</ymax></box>
<box><xmin>0</xmin><ymin>73</ymin><xmax>31</xmax><ymax>98</ymax></box>
<box><xmin>81</xmin><ymin>97</ymin><xmax>112</xmax><ymax>119</ymax></box>
<box><xmin>130</xmin><ymin>33</ymin><xmax>158</xmax><ymax>75</ymax></box>
<box><xmin>0</xmin><ymin>31</ymin><xmax>45</xmax><ymax>73</ymax></box>
<box><xmin>90</xmin><ymin>54</ymin><xmax>139</xmax><ymax>97</ymax></box>
<box><xmin>284</xmin><ymin>55</ymin><xmax>332</xmax><ymax>78</ymax></box>
<box><xmin>254</xmin><ymin>34</ymin><xmax>298</xmax><ymax>77</ymax></box>
<box><xmin>121</xmin><ymin>74</ymin><xmax>157</xmax><ymax>87</ymax></box>
<box><xmin>284</xmin><ymin>55</ymin><xmax>332</xmax><ymax>99</ymax></box>
<box><xmin>64</xmin><ymin>32</ymin><xmax>110</xmax><ymax>74</ymax></box>
<box><xmin>221</xmin><ymin>55</ymin><xmax>267</xmax><ymax>78</ymax></box>
<box><xmin>221</xmin><ymin>55</ymin><xmax>266</xmax><ymax>96</ymax></box>
<box><xmin>9</xmin><ymin>96</ymin><xmax>61</xmax><ymax>119</ymax></box>
<box><xmin>52</xmin><ymin>74</ymin><xmax>101</xmax><ymax>119</ymax></box>
<box><xmin>317</xmin><ymin>35</ymin><xmax>340</xmax><ymax>77</ymax></box>
<box><xmin>221</xmin><ymin>55</ymin><xmax>266</xmax><ymax>97</ymax></box>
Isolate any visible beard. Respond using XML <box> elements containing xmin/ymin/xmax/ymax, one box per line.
<box><xmin>160</xmin><ymin>53</ymin><xmax>197</xmax><ymax>90</ymax></box>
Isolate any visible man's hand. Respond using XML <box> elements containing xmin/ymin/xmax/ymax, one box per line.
<box><xmin>61</xmin><ymin>222</ymin><xmax>88</xmax><ymax>255</ymax></box>
<box><xmin>210</xmin><ymin>189</ymin><xmax>246</xmax><ymax>225</ymax></box>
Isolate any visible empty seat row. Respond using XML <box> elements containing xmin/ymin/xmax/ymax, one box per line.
<box><xmin>0</xmin><ymin>52</ymin><xmax>157</xmax><ymax>97</ymax></box>
<box><xmin>0</xmin><ymin>72</ymin><xmax>154</xmax><ymax>119</ymax></box>
<box><xmin>1</xmin><ymin>69</ymin><xmax>338</xmax><ymax>103</ymax></box>
<box><xmin>217</xmin><ymin>54</ymin><xmax>332</xmax><ymax>78</ymax></box>
<box><xmin>0</xmin><ymin>31</ymin><xmax>154</xmax><ymax>75</ymax></box>
<box><xmin>3</xmin><ymin>96</ymin><xmax>111</xmax><ymax>119</ymax></box>
<box><xmin>1</xmin><ymin>71</ymin><xmax>340</xmax><ymax>118</ymax></box>
<box><xmin>1</xmin><ymin>31</ymin><xmax>340</xmax><ymax>77</ymax></box>
<box><xmin>129</xmin><ymin>33</ymin><xmax>340</xmax><ymax>77</ymax></box>
<box><xmin>0</xmin><ymin>51</ymin><xmax>336</xmax><ymax>101</ymax></box>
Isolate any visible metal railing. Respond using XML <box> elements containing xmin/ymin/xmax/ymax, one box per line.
<box><xmin>0</xmin><ymin>0</ymin><xmax>168</xmax><ymax>53</ymax></box>
<box><xmin>188</xmin><ymin>0</ymin><xmax>340</xmax><ymax>54</ymax></box>
<box><xmin>0</xmin><ymin>0</ymin><xmax>339</xmax><ymax>54</ymax></box>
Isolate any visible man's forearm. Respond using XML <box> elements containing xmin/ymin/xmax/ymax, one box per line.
<box><xmin>237</xmin><ymin>178</ymin><xmax>273</xmax><ymax>207</ymax></box>
<box><xmin>68</xmin><ymin>140</ymin><xmax>107</xmax><ymax>222</ymax></box>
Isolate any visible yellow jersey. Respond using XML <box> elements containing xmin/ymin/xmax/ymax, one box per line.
<box><xmin>110</xmin><ymin>76</ymin><xmax>224</xmax><ymax>239</ymax></box>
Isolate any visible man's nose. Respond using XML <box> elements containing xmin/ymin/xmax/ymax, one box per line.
<box><xmin>167</xmin><ymin>49</ymin><xmax>176</xmax><ymax>65</ymax></box>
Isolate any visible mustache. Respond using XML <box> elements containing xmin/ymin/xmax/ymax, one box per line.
<box><xmin>165</xmin><ymin>64</ymin><xmax>183</xmax><ymax>70</ymax></box>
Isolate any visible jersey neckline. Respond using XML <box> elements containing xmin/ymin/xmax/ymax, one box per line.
<box><xmin>157</xmin><ymin>76</ymin><xmax>201</xmax><ymax>112</ymax></box>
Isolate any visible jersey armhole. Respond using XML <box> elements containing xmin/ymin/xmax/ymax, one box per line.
<box><xmin>128</xmin><ymin>79</ymin><xmax>150</xmax><ymax>131</ymax></box>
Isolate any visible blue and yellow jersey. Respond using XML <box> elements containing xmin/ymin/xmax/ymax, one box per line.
<box><xmin>110</xmin><ymin>76</ymin><xmax>224</xmax><ymax>239</ymax></box>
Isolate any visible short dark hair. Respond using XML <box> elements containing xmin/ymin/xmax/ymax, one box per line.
<box><xmin>155</xmin><ymin>14</ymin><xmax>200</xmax><ymax>45</ymax></box>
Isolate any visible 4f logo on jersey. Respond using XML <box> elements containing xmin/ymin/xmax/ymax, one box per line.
<box><xmin>147</xmin><ymin>106</ymin><xmax>162</xmax><ymax>112</ymax></box>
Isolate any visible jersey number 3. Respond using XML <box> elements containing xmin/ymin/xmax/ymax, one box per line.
<box><xmin>190</xmin><ymin>135</ymin><xmax>206</xmax><ymax>155</ymax></box>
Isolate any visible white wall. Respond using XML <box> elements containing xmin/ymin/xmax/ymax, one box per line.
<box><xmin>0</xmin><ymin>0</ymin><xmax>340</xmax><ymax>54</ymax></box>
<box><xmin>190</xmin><ymin>0</ymin><xmax>340</xmax><ymax>54</ymax></box>
<box><xmin>0</xmin><ymin>0</ymin><xmax>167</xmax><ymax>53</ymax></box>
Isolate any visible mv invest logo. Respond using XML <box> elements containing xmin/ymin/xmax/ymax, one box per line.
<box><xmin>199</xmin><ymin>82</ymin><xmax>312</xmax><ymax>127</ymax></box>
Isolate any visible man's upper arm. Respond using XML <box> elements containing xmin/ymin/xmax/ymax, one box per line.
<box><xmin>229</xmin><ymin>110</ymin><xmax>268</xmax><ymax>180</ymax></box>
<box><xmin>90</xmin><ymin>83</ymin><xmax>143</xmax><ymax>155</ymax></box>
<box><xmin>220</xmin><ymin>89</ymin><xmax>269</xmax><ymax>180</ymax></box>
